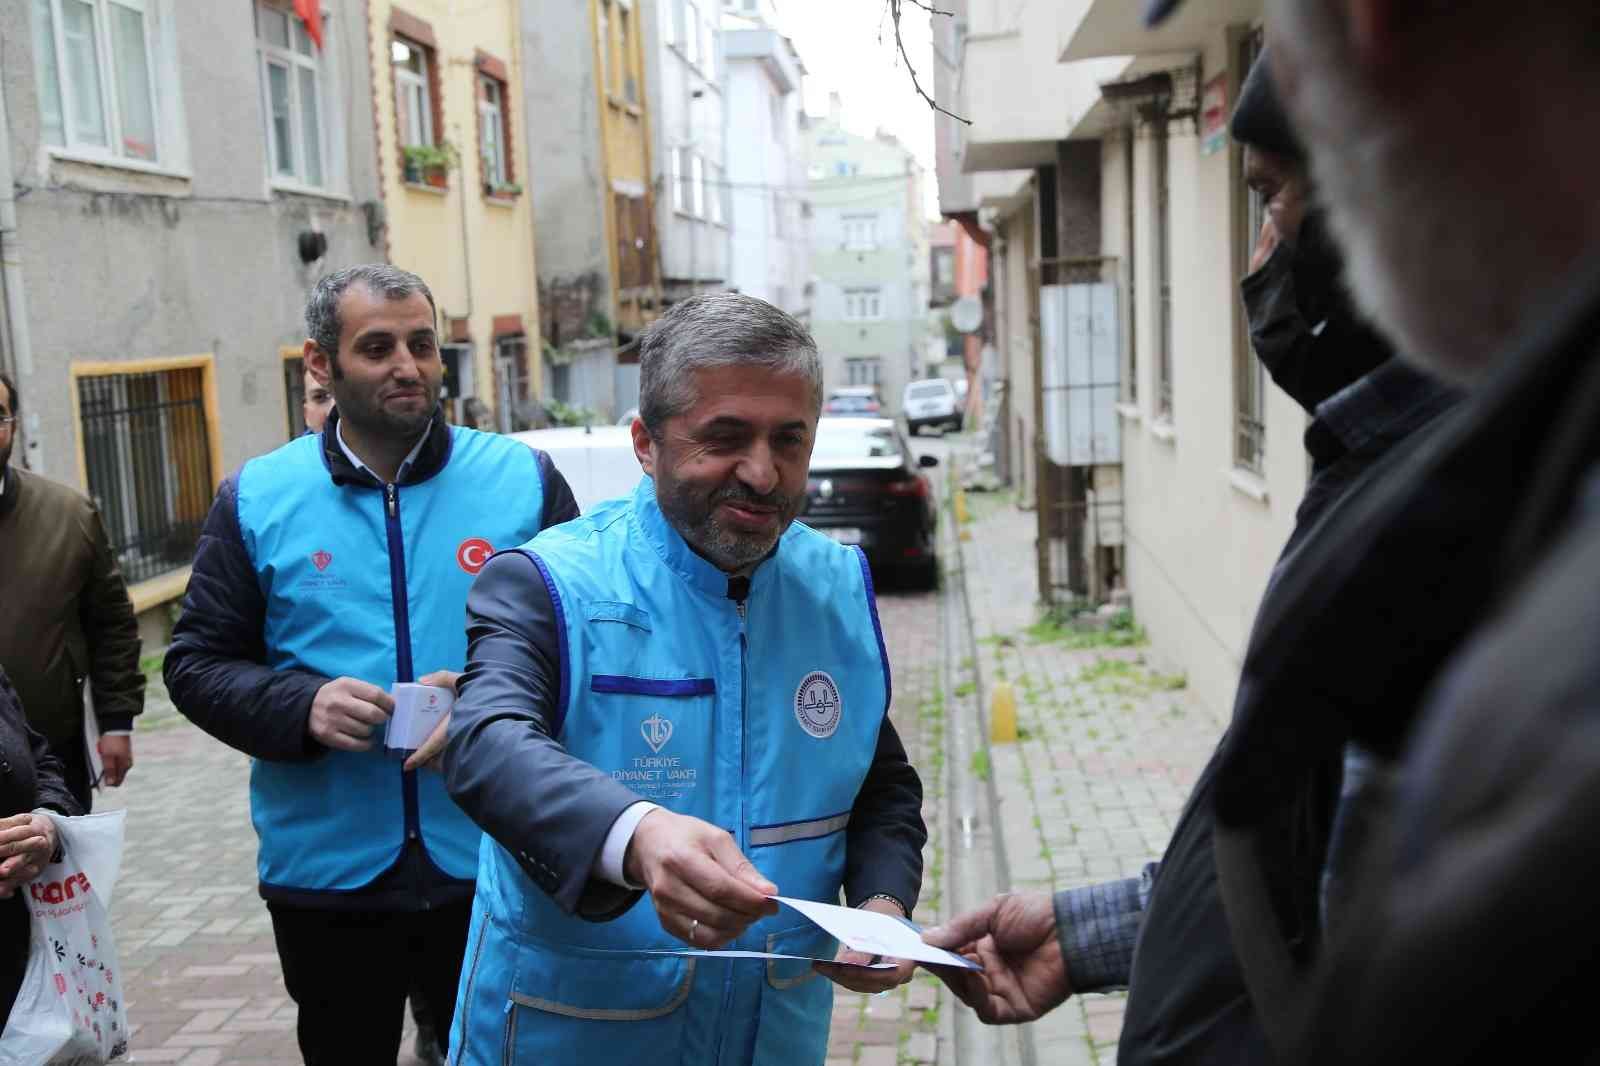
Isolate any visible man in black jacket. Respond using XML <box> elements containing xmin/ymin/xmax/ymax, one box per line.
<box><xmin>921</xmin><ymin>52</ymin><xmax>1460</xmax><ymax>1064</ymax></box>
<box><xmin>1229</xmin><ymin>2</ymin><xmax>1600</xmax><ymax>1062</ymax></box>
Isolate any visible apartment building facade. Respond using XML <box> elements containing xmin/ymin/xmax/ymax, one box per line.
<box><xmin>2</xmin><ymin>0</ymin><xmax>382</xmax><ymax>635</ymax></box>
<box><xmin>805</xmin><ymin>99</ymin><xmax>929</xmax><ymax>414</ymax></box>
<box><xmin>523</xmin><ymin>0</ymin><xmax>661</xmax><ymax>421</ymax></box>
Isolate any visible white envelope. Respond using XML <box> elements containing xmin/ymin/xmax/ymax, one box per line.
<box><xmin>384</xmin><ymin>682</ymin><xmax>454</xmax><ymax>752</ymax></box>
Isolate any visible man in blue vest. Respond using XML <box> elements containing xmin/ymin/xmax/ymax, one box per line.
<box><xmin>442</xmin><ymin>292</ymin><xmax>928</xmax><ymax>1065</ymax></box>
<box><xmin>163</xmin><ymin>265</ymin><xmax>578</xmax><ymax>1065</ymax></box>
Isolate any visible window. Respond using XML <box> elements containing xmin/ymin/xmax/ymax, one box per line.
<box><xmin>1233</xmin><ymin>26</ymin><xmax>1268</xmax><ymax>471</ymax></box>
<box><xmin>1153</xmin><ymin>115</ymin><xmax>1174</xmax><ymax>422</ymax></box>
<box><xmin>842</xmin><ymin>213</ymin><xmax>878</xmax><ymax>251</ymax></box>
<box><xmin>1123</xmin><ymin>127</ymin><xmax>1138</xmax><ymax>404</ymax></box>
<box><xmin>478</xmin><ymin>73</ymin><xmax>507</xmax><ymax>188</ymax></box>
<box><xmin>392</xmin><ymin>36</ymin><xmax>434</xmax><ymax>148</ymax></box>
<box><xmin>75</xmin><ymin>359</ymin><xmax>217</xmax><ymax>586</ymax></box>
<box><xmin>684</xmin><ymin>0</ymin><xmax>701</xmax><ymax>65</ymax></box>
<box><xmin>846</xmin><ymin>358</ymin><xmax>882</xmax><ymax>387</ymax></box>
<box><xmin>844</xmin><ymin>287</ymin><xmax>883</xmax><ymax>322</ymax></box>
<box><xmin>707</xmin><ymin>160</ymin><xmax>724</xmax><ymax>224</ymax></box>
<box><xmin>673</xmin><ymin>147</ymin><xmax>693</xmax><ymax>213</ymax></box>
<box><xmin>33</xmin><ymin>0</ymin><xmax>171</xmax><ymax>166</ymax></box>
<box><xmin>618</xmin><ymin>4</ymin><xmax>637</xmax><ymax>103</ymax></box>
<box><xmin>256</xmin><ymin>1</ymin><xmax>330</xmax><ymax>189</ymax></box>
<box><xmin>771</xmin><ymin>191</ymin><xmax>785</xmax><ymax>237</ymax></box>
<box><xmin>701</xmin><ymin>16</ymin><xmax>716</xmax><ymax>79</ymax></box>
<box><xmin>691</xmin><ymin>153</ymin><xmax>706</xmax><ymax>217</ymax></box>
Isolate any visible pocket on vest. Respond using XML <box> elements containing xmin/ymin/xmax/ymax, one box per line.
<box><xmin>753</xmin><ymin>923</ymin><xmax>836</xmax><ymax>1065</ymax></box>
<box><xmin>505</xmin><ymin>950</ymin><xmax>693</xmax><ymax>1061</ymax></box>
<box><xmin>590</xmin><ymin>675</ymin><xmax>715</xmax><ymax>697</ymax></box>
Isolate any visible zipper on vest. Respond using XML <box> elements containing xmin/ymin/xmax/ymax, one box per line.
<box><xmin>383</xmin><ymin>481</ymin><xmax>425</xmax><ymax>898</ymax></box>
<box><xmin>713</xmin><ymin>585</ymin><xmax>749</xmax><ymax>1066</ymax></box>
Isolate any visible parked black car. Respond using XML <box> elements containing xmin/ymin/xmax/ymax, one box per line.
<box><xmin>802</xmin><ymin>417</ymin><xmax>938</xmax><ymax>587</ymax></box>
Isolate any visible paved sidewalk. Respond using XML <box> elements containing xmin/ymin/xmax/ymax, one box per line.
<box><xmin>953</xmin><ymin>487</ymin><xmax>1229</xmax><ymax>1065</ymax></box>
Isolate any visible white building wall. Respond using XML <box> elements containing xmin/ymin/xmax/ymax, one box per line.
<box><xmin>724</xmin><ymin>39</ymin><xmax>807</xmax><ymax>316</ymax></box>
<box><xmin>1110</xmin><ymin>29</ymin><xmax>1308</xmax><ymax>716</ymax></box>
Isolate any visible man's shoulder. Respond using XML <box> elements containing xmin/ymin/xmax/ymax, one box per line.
<box><xmin>447</xmin><ymin>426</ymin><xmax>541</xmax><ymax>471</ymax></box>
<box><xmin>13</xmin><ymin>467</ymin><xmax>96</xmax><ymax>520</ymax></box>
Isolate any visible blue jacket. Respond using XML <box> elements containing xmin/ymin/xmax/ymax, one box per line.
<box><xmin>164</xmin><ymin>409</ymin><xmax>577</xmax><ymax>905</ymax></box>
<box><xmin>444</xmin><ymin>479</ymin><xmax>926</xmax><ymax>1066</ymax></box>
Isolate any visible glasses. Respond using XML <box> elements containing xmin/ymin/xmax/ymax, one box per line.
<box><xmin>0</xmin><ymin>416</ymin><xmax>13</xmax><ymax>431</ymax></box>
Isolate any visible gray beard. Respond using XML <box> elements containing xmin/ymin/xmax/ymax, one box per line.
<box><xmin>1280</xmin><ymin>12</ymin><xmax>1548</xmax><ymax>386</ymax></box>
<box><xmin>657</xmin><ymin>477</ymin><xmax>798</xmax><ymax>572</ymax></box>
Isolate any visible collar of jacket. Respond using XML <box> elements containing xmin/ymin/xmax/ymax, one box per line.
<box><xmin>629</xmin><ymin>476</ymin><xmax>785</xmax><ymax>600</ymax></box>
<box><xmin>1214</xmin><ymin>252</ymin><xmax>1600</xmax><ymax>829</ymax></box>
<box><xmin>0</xmin><ymin>466</ymin><xmax>15</xmax><ymax>521</ymax></box>
<box><xmin>318</xmin><ymin>404</ymin><xmax>453</xmax><ymax>489</ymax></box>
<box><xmin>1303</xmin><ymin>358</ymin><xmax>1460</xmax><ymax>471</ymax></box>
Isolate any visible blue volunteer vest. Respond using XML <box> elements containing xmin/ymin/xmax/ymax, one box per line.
<box><xmin>452</xmin><ymin>478</ymin><xmax>891</xmax><ymax>1066</ymax></box>
<box><xmin>235</xmin><ymin>428</ymin><xmax>548</xmax><ymax>893</ymax></box>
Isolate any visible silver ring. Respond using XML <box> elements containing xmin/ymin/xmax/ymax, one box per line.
<box><xmin>689</xmin><ymin>918</ymin><xmax>699</xmax><ymax>945</ymax></box>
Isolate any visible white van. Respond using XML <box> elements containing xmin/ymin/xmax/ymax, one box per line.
<box><xmin>511</xmin><ymin>424</ymin><xmax>640</xmax><ymax>512</ymax></box>
<box><xmin>902</xmin><ymin>378</ymin><xmax>962</xmax><ymax>436</ymax></box>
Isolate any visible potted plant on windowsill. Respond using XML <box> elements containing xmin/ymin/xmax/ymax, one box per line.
<box><xmin>403</xmin><ymin>142</ymin><xmax>459</xmax><ymax>189</ymax></box>
<box><xmin>485</xmin><ymin>180</ymin><xmax>523</xmax><ymax>199</ymax></box>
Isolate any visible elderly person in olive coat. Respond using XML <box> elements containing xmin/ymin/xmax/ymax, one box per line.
<box><xmin>0</xmin><ymin>666</ymin><xmax>81</xmax><ymax>1029</ymax></box>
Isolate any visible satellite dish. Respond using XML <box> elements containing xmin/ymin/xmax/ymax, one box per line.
<box><xmin>950</xmin><ymin>295</ymin><xmax>983</xmax><ymax>334</ymax></box>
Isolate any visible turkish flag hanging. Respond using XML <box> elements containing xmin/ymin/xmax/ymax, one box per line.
<box><xmin>293</xmin><ymin>0</ymin><xmax>323</xmax><ymax>50</ymax></box>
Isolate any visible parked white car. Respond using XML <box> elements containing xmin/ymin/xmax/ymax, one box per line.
<box><xmin>902</xmin><ymin>378</ymin><xmax>962</xmax><ymax>436</ymax></box>
<box><xmin>512</xmin><ymin>424</ymin><xmax>640</xmax><ymax>512</ymax></box>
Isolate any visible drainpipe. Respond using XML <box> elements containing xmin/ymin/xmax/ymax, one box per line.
<box><xmin>0</xmin><ymin>73</ymin><xmax>40</xmax><ymax>473</ymax></box>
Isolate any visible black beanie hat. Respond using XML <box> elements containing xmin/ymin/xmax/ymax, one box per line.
<box><xmin>1230</xmin><ymin>50</ymin><xmax>1305</xmax><ymax>161</ymax></box>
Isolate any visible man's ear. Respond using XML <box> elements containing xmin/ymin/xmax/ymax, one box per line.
<box><xmin>303</xmin><ymin>339</ymin><xmax>333</xmax><ymax>387</ymax></box>
<box><xmin>630</xmin><ymin>416</ymin><xmax>656</xmax><ymax>477</ymax></box>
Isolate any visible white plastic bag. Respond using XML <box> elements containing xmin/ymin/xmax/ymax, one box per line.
<box><xmin>0</xmin><ymin>809</ymin><xmax>129</xmax><ymax>1065</ymax></box>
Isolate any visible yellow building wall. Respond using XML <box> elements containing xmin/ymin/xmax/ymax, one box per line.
<box><xmin>369</xmin><ymin>0</ymin><xmax>541</xmax><ymax>423</ymax></box>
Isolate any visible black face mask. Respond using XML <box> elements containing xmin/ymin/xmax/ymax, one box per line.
<box><xmin>1239</xmin><ymin>209</ymin><xmax>1390</xmax><ymax>414</ymax></box>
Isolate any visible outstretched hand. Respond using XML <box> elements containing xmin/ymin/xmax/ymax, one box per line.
<box><xmin>920</xmin><ymin>892</ymin><xmax>1072</xmax><ymax>1025</ymax></box>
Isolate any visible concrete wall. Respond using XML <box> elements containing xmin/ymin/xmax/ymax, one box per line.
<box><xmin>1109</xmin><ymin>29</ymin><xmax>1307</xmax><ymax>715</ymax></box>
<box><xmin>4</xmin><ymin>0</ymin><xmax>380</xmax><ymax>496</ymax></box>
<box><xmin>990</xmin><ymin>194</ymin><xmax>1038</xmax><ymax>515</ymax></box>
<box><xmin>370</xmin><ymin>0</ymin><xmax>540</xmax><ymax>425</ymax></box>
<box><xmin>723</xmin><ymin>30</ymin><xmax>807</xmax><ymax>316</ymax></box>
<box><xmin>523</xmin><ymin>0</ymin><xmax>611</xmax><ymax>323</ymax></box>
<box><xmin>646</xmin><ymin>0</ymin><xmax>729</xmax><ymax>290</ymax></box>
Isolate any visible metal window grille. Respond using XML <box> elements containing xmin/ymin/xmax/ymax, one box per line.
<box><xmin>1154</xmin><ymin>118</ymin><xmax>1173</xmax><ymax>421</ymax></box>
<box><xmin>1233</xmin><ymin>26</ymin><xmax>1268</xmax><ymax>472</ymax></box>
<box><xmin>78</xmin><ymin>368</ymin><xmax>214</xmax><ymax>585</ymax></box>
<box><xmin>282</xmin><ymin>355</ymin><xmax>307</xmax><ymax>438</ymax></box>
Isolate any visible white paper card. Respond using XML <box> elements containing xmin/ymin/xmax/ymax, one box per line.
<box><xmin>640</xmin><ymin>949</ymin><xmax>894</xmax><ymax>969</ymax></box>
<box><xmin>769</xmin><ymin>896</ymin><xmax>980</xmax><ymax>970</ymax></box>
<box><xmin>384</xmin><ymin>683</ymin><xmax>453</xmax><ymax>752</ymax></box>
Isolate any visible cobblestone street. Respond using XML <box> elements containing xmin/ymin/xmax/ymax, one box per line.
<box><xmin>954</xmin><ymin>484</ymin><xmax>1225</xmax><ymax>1066</ymax></box>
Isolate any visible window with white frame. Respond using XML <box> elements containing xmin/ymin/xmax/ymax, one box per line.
<box><xmin>691</xmin><ymin>154</ymin><xmax>706</xmax><ymax>218</ymax></box>
<box><xmin>684</xmin><ymin>0</ymin><xmax>701</xmax><ymax>65</ymax></box>
<box><xmin>846</xmin><ymin>358</ymin><xmax>882</xmax><ymax>387</ymax></box>
<box><xmin>673</xmin><ymin>146</ymin><xmax>693</xmax><ymax>213</ymax></box>
<box><xmin>1233</xmin><ymin>25</ymin><xmax>1268</xmax><ymax>471</ymax></box>
<box><xmin>701</xmin><ymin>15</ymin><xmax>716</xmax><ymax>79</ymax></box>
<box><xmin>842</xmin><ymin>213</ymin><xmax>878</xmax><ymax>251</ymax></box>
<box><xmin>479</xmin><ymin>74</ymin><xmax>506</xmax><ymax>187</ymax></box>
<box><xmin>32</xmin><ymin>0</ymin><xmax>171</xmax><ymax>166</ymax></box>
<box><xmin>392</xmin><ymin>36</ymin><xmax>434</xmax><ymax>148</ymax></box>
<box><xmin>707</xmin><ymin>160</ymin><xmax>724</xmax><ymax>224</ymax></box>
<box><xmin>660</xmin><ymin>0</ymin><xmax>680</xmax><ymax>48</ymax></box>
<box><xmin>255</xmin><ymin>2</ymin><xmax>331</xmax><ymax>189</ymax></box>
<box><xmin>844</xmin><ymin>287</ymin><xmax>884</xmax><ymax>322</ymax></box>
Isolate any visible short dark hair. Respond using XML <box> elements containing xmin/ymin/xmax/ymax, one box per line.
<box><xmin>0</xmin><ymin>371</ymin><xmax>16</xmax><ymax>417</ymax></box>
<box><xmin>305</xmin><ymin>264</ymin><xmax>436</xmax><ymax>365</ymax></box>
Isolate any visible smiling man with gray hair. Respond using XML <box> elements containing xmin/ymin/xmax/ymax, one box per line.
<box><xmin>443</xmin><ymin>292</ymin><xmax>927</xmax><ymax>1065</ymax></box>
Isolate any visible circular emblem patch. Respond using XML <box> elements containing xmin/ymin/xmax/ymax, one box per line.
<box><xmin>794</xmin><ymin>671</ymin><xmax>843</xmax><ymax>739</ymax></box>
<box><xmin>456</xmin><ymin>538</ymin><xmax>494</xmax><ymax>575</ymax></box>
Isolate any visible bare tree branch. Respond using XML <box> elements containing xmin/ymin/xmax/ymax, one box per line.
<box><xmin>887</xmin><ymin>0</ymin><xmax>972</xmax><ymax>125</ymax></box>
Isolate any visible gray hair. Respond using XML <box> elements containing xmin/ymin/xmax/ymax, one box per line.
<box><xmin>305</xmin><ymin>264</ymin><xmax>436</xmax><ymax>363</ymax></box>
<box><xmin>637</xmin><ymin>292</ymin><xmax>822</xmax><ymax>436</ymax></box>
